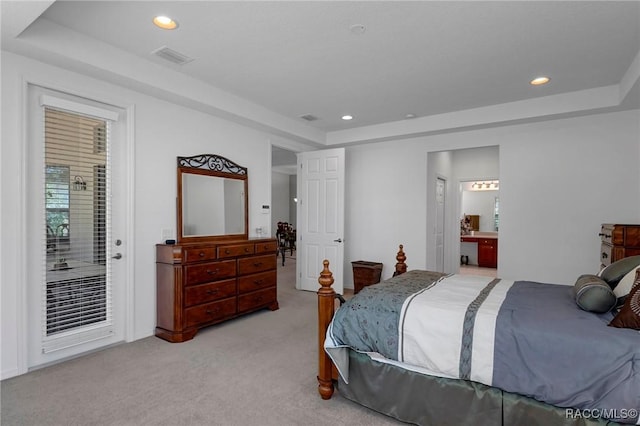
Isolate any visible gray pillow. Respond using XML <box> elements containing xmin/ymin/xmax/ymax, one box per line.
<box><xmin>573</xmin><ymin>274</ymin><xmax>617</xmax><ymax>313</ymax></box>
<box><xmin>598</xmin><ymin>256</ymin><xmax>640</xmax><ymax>289</ymax></box>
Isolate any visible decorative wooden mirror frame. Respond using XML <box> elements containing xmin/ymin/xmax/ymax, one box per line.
<box><xmin>176</xmin><ymin>154</ymin><xmax>249</xmax><ymax>243</ymax></box>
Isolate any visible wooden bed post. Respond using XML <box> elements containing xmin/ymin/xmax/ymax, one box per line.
<box><xmin>317</xmin><ymin>259</ymin><xmax>336</xmax><ymax>399</ymax></box>
<box><xmin>394</xmin><ymin>244</ymin><xmax>407</xmax><ymax>276</ymax></box>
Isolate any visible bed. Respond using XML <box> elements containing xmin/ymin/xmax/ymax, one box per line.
<box><xmin>316</xmin><ymin>245</ymin><xmax>640</xmax><ymax>425</ymax></box>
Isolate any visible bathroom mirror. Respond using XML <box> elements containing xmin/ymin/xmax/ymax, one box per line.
<box><xmin>177</xmin><ymin>154</ymin><xmax>248</xmax><ymax>242</ymax></box>
<box><xmin>460</xmin><ymin>180</ymin><xmax>500</xmax><ymax>232</ymax></box>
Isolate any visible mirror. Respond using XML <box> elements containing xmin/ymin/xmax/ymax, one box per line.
<box><xmin>460</xmin><ymin>180</ymin><xmax>499</xmax><ymax>232</ymax></box>
<box><xmin>177</xmin><ymin>154</ymin><xmax>248</xmax><ymax>242</ymax></box>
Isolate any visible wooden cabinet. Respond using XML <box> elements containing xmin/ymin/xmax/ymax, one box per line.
<box><xmin>460</xmin><ymin>236</ymin><xmax>498</xmax><ymax>268</ymax></box>
<box><xmin>599</xmin><ymin>224</ymin><xmax>640</xmax><ymax>269</ymax></box>
<box><xmin>351</xmin><ymin>261</ymin><xmax>383</xmax><ymax>294</ymax></box>
<box><xmin>156</xmin><ymin>238</ymin><xmax>278</xmax><ymax>342</ymax></box>
<box><xmin>477</xmin><ymin>238</ymin><xmax>498</xmax><ymax>268</ymax></box>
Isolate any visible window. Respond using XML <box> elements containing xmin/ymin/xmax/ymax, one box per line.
<box><xmin>45</xmin><ymin>165</ymin><xmax>70</xmax><ymax>247</ymax></box>
<box><xmin>43</xmin><ymin>106</ymin><xmax>110</xmax><ymax>339</ymax></box>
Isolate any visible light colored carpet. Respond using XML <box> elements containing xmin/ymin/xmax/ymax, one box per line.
<box><xmin>1</xmin><ymin>258</ymin><xmax>401</xmax><ymax>426</ymax></box>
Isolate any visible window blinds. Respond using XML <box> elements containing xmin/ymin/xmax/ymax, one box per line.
<box><xmin>41</xmin><ymin>101</ymin><xmax>115</xmax><ymax>352</ymax></box>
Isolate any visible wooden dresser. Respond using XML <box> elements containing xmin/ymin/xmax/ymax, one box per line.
<box><xmin>155</xmin><ymin>238</ymin><xmax>279</xmax><ymax>342</ymax></box>
<box><xmin>599</xmin><ymin>224</ymin><xmax>640</xmax><ymax>269</ymax></box>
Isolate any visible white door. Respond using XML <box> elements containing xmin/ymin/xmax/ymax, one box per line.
<box><xmin>435</xmin><ymin>177</ymin><xmax>446</xmax><ymax>272</ymax></box>
<box><xmin>26</xmin><ymin>85</ymin><xmax>130</xmax><ymax>367</ymax></box>
<box><xmin>296</xmin><ymin>148</ymin><xmax>345</xmax><ymax>294</ymax></box>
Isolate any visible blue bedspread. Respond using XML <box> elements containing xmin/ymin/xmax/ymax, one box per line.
<box><xmin>494</xmin><ymin>281</ymin><xmax>639</xmax><ymax>424</ymax></box>
<box><xmin>328</xmin><ymin>273</ymin><xmax>640</xmax><ymax>424</ymax></box>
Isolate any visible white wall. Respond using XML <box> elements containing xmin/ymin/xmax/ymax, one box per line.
<box><xmin>344</xmin><ymin>110</ymin><xmax>640</xmax><ymax>287</ymax></box>
<box><xmin>498</xmin><ymin>113</ymin><xmax>640</xmax><ymax>282</ymax></box>
<box><xmin>1</xmin><ymin>52</ymin><xmax>284</xmax><ymax>378</ymax></box>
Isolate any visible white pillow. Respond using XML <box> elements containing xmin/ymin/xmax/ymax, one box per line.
<box><xmin>613</xmin><ymin>266</ymin><xmax>640</xmax><ymax>299</ymax></box>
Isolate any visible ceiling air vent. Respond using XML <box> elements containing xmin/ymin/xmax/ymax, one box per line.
<box><xmin>299</xmin><ymin>114</ymin><xmax>319</xmax><ymax>122</ymax></box>
<box><xmin>151</xmin><ymin>46</ymin><xmax>194</xmax><ymax>65</ymax></box>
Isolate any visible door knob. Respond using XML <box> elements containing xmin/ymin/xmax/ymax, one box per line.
<box><xmin>334</xmin><ymin>238</ymin><xmax>343</xmax><ymax>243</ymax></box>
<box><xmin>112</xmin><ymin>253</ymin><xmax>123</xmax><ymax>260</ymax></box>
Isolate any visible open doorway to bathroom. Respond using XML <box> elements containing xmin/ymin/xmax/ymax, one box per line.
<box><xmin>426</xmin><ymin>145</ymin><xmax>499</xmax><ymax>277</ymax></box>
<box><xmin>459</xmin><ymin>179</ymin><xmax>499</xmax><ymax>278</ymax></box>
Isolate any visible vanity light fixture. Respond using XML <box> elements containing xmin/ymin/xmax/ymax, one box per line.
<box><xmin>470</xmin><ymin>180</ymin><xmax>499</xmax><ymax>191</ymax></box>
<box><xmin>341</xmin><ymin>115</ymin><xmax>354</xmax><ymax>121</ymax></box>
<box><xmin>530</xmin><ymin>76</ymin><xmax>550</xmax><ymax>86</ymax></box>
<box><xmin>153</xmin><ymin>15</ymin><xmax>179</xmax><ymax>30</ymax></box>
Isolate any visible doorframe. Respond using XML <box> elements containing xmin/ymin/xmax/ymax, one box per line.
<box><xmin>16</xmin><ymin>77</ymin><xmax>135</xmax><ymax>375</ymax></box>
<box><xmin>434</xmin><ymin>175</ymin><xmax>447</xmax><ymax>273</ymax></box>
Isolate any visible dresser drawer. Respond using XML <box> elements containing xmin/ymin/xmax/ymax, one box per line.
<box><xmin>185</xmin><ymin>298</ymin><xmax>237</xmax><ymax>328</ymax></box>
<box><xmin>623</xmin><ymin>227</ymin><xmax>640</xmax><ymax>247</ymax></box>
<box><xmin>184</xmin><ymin>247</ymin><xmax>217</xmax><ymax>263</ymax></box>
<box><xmin>185</xmin><ymin>260</ymin><xmax>236</xmax><ymax>285</ymax></box>
<box><xmin>255</xmin><ymin>241</ymin><xmax>278</xmax><ymax>254</ymax></box>
<box><xmin>238</xmin><ymin>287</ymin><xmax>277</xmax><ymax>313</ymax></box>
<box><xmin>218</xmin><ymin>243</ymin><xmax>255</xmax><ymax>258</ymax></box>
<box><xmin>238</xmin><ymin>271</ymin><xmax>276</xmax><ymax>294</ymax></box>
<box><xmin>238</xmin><ymin>254</ymin><xmax>276</xmax><ymax>275</ymax></box>
<box><xmin>184</xmin><ymin>278</ymin><xmax>237</xmax><ymax>307</ymax></box>
<box><xmin>600</xmin><ymin>224</ymin><xmax>640</xmax><ymax>247</ymax></box>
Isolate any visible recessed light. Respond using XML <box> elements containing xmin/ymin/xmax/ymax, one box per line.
<box><xmin>405</xmin><ymin>113</ymin><xmax>417</xmax><ymax>119</ymax></box>
<box><xmin>341</xmin><ymin>115</ymin><xmax>353</xmax><ymax>121</ymax></box>
<box><xmin>153</xmin><ymin>15</ymin><xmax>179</xmax><ymax>30</ymax></box>
<box><xmin>530</xmin><ymin>76</ymin><xmax>550</xmax><ymax>86</ymax></box>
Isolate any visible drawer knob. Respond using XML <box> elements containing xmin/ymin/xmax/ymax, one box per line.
<box><xmin>206</xmin><ymin>269</ymin><xmax>219</xmax><ymax>275</ymax></box>
<box><xmin>206</xmin><ymin>289</ymin><xmax>219</xmax><ymax>295</ymax></box>
<box><xmin>199</xmin><ymin>252</ymin><xmax>205</xmax><ymax>257</ymax></box>
<box><xmin>206</xmin><ymin>308</ymin><xmax>221</xmax><ymax>315</ymax></box>
<box><xmin>254</xmin><ymin>279</ymin><xmax>264</xmax><ymax>285</ymax></box>
<box><xmin>244</xmin><ymin>247</ymin><xmax>250</xmax><ymax>252</ymax></box>
<box><xmin>253</xmin><ymin>262</ymin><xmax>263</xmax><ymax>267</ymax></box>
<box><xmin>602</xmin><ymin>252</ymin><xmax>608</xmax><ymax>259</ymax></box>
<box><xmin>225</xmin><ymin>249</ymin><xmax>230</xmax><ymax>254</ymax></box>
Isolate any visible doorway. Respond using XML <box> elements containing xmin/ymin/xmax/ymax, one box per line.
<box><xmin>271</xmin><ymin>146</ymin><xmax>298</xmax><ymax>234</ymax></box>
<box><xmin>426</xmin><ymin>146</ymin><xmax>499</xmax><ymax>274</ymax></box>
<box><xmin>459</xmin><ymin>179</ymin><xmax>499</xmax><ymax>277</ymax></box>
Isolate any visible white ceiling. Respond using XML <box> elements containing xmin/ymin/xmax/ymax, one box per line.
<box><xmin>2</xmin><ymin>1</ymin><xmax>640</xmax><ymax>147</ymax></box>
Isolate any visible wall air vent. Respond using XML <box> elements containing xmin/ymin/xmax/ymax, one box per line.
<box><xmin>151</xmin><ymin>46</ymin><xmax>194</xmax><ymax>65</ymax></box>
<box><xmin>299</xmin><ymin>114</ymin><xmax>319</xmax><ymax>122</ymax></box>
